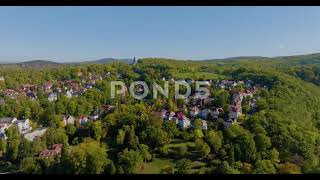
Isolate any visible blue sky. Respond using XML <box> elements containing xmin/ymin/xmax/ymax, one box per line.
<box><xmin>0</xmin><ymin>6</ymin><xmax>320</xmax><ymax>62</ymax></box>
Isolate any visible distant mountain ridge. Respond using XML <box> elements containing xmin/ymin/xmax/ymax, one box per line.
<box><xmin>2</xmin><ymin>53</ymin><xmax>320</xmax><ymax>65</ymax></box>
<box><xmin>0</xmin><ymin>58</ymin><xmax>134</xmax><ymax>65</ymax></box>
<box><xmin>80</xmin><ymin>58</ymin><xmax>133</xmax><ymax>64</ymax></box>
<box><xmin>19</xmin><ymin>60</ymin><xmax>59</xmax><ymax>65</ymax></box>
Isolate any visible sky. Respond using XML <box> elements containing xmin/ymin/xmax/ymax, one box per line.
<box><xmin>1</xmin><ymin>6</ymin><xmax>320</xmax><ymax>63</ymax></box>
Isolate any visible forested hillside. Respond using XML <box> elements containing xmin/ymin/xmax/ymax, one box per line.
<box><xmin>1</xmin><ymin>55</ymin><xmax>320</xmax><ymax>174</ymax></box>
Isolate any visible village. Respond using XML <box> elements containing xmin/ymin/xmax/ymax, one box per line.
<box><xmin>0</xmin><ymin>72</ymin><xmax>263</xmax><ymax>159</ymax></box>
<box><xmin>156</xmin><ymin>79</ymin><xmax>259</xmax><ymax>130</ymax></box>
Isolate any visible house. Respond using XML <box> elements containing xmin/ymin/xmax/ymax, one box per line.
<box><xmin>176</xmin><ymin>111</ymin><xmax>190</xmax><ymax>128</ymax></box>
<box><xmin>26</xmin><ymin>92</ymin><xmax>37</xmax><ymax>100</ymax></box>
<box><xmin>0</xmin><ymin>98</ymin><xmax>5</xmax><ymax>106</ymax></box>
<box><xmin>176</xmin><ymin>111</ymin><xmax>185</xmax><ymax>120</ymax></box>
<box><xmin>62</xmin><ymin>115</ymin><xmax>75</xmax><ymax>125</ymax></box>
<box><xmin>65</xmin><ymin>89</ymin><xmax>73</xmax><ymax>98</ymax></box>
<box><xmin>48</xmin><ymin>92</ymin><xmax>58</xmax><ymax>102</ymax></box>
<box><xmin>0</xmin><ymin>118</ymin><xmax>31</xmax><ymax>139</ymax></box>
<box><xmin>186</xmin><ymin>78</ymin><xmax>194</xmax><ymax>84</ymax></box>
<box><xmin>212</xmin><ymin>108</ymin><xmax>221</xmax><ymax>119</ymax></box>
<box><xmin>217</xmin><ymin>83</ymin><xmax>225</xmax><ymax>89</ymax></box>
<box><xmin>79</xmin><ymin>88</ymin><xmax>87</xmax><ymax>95</ymax></box>
<box><xmin>165</xmin><ymin>111</ymin><xmax>176</xmax><ymax>121</ymax></box>
<box><xmin>176</xmin><ymin>79</ymin><xmax>187</xmax><ymax>84</ymax></box>
<box><xmin>2</xmin><ymin>89</ymin><xmax>19</xmax><ymax>99</ymax></box>
<box><xmin>168</xmin><ymin>111</ymin><xmax>176</xmax><ymax>120</ymax></box>
<box><xmin>15</xmin><ymin>119</ymin><xmax>32</xmax><ymax>134</ymax></box>
<box><xmin>55</xmin><ymin>87</ymin><xmax>62</xmax><ymax>93</ymax></box>
<box><xmin>0</xmin><ymin>117</ymin><xmax>17</xmax><ymax>139</ymax></box>
<box><xmin>178</xmin><ymin>117</ymin><xmax>191</xmax><ymax>129</ymax></box>
<box><xmin>79</xmin><ymin>115</ymin><xmax>88</xmax><ymax>126</ymax></box>
<box><xmin>202</xmin><ymin>80</ymin><xmax>211</xmax><ymax>86</ymax></box>
<box><xmin>202</xmin><ymin>120</ymin><xmax>208</xmax><ymax>131</ymax></box>
<box><xmin>161</xmin><ymin>110</ymin><xmax>176</xmax><ymax>121</ymax></box>
<box><xmin>229</xmin><ymin>105</ymin><xmax>241</xmax><ymax>120</ymax></box>
<box><xmin>24</xmin><ymin>128</ymin><xmax>47</xmax><ymax>141</ymax></box>
<box><xmin>201</xmin><ymin>98</ymin><xmax>214</xmax><ymax>107</ymax></box>
<box><xmin>90</xmin><ymin>109</ymin><xmax>100</xmax><ymax>120</ymax></box>
<box><xmin>161</xmin><ymin>110</ymin><xmax>167</xmax><ymax>119</ymax></box>
<box><xmin>39</xmin><ymin>144</ymin><xmax>63</xmax><ymax>158</ymax></box>
<box><xmin>223</xmin><ymin>118</ymin><xmax>235</xmax><ymax>129</ymax></box>
<box><xmin>85</xmin><ymin>83</ymin><xmax>94</xmax><ymax>89</ymax></box>
<box><xmin>101</xmin><ymin>104</ymin><xmax>115</xmax><ymax>113</ymax></box>
<box><xmin>42</xmin><ymin>82</ymin><xmax>53</xmax><ymax>92</ymax></box>
<box><xmin>190</xmin><ymin>106</ymin><xmax>199</xmax><ymax>117</ymax></box>
<box><xmin>199</xmin><ymin>109</ymin><xmax>212</xmax><ymax>120</ymax></box>
<box><xmin>90</xmin><ymin>114</ymin><xmax>99</xmax><ymax>120</ymax></box>
<box><xmin>105</xmin><ymin>72</ymin><xmax>112</xmax><ymax>78</ymax></box>
<box><xmin>21</xmin><ymin>84</ymin><xmax>38</xmax><ymax>93</ymax></box>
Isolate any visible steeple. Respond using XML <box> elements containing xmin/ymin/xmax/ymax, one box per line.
<box><xmin>132</xmin><ymin>56</ymin><xmax>137</xmax><ymax>65</ymax></box>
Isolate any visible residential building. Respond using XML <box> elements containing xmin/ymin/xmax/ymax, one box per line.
<box><xmin>48</xmin><ymin>92</ymin><xmax>58</xmax><ymax>102</ymax></box>
<box><xmin>39</xmin><ymin>144</ymin><xmax>63</xmax><ymax>158</ymax></box>
<box><xmin>24</xmin><ymin>128</ymin><xmax>47</xmax><ymax>141</ymax></box>
<box><xmin>79</xmin><ymin>115</ymin><xmax>88</xmax><ymax>126</ymax></box>
<box><xmin>200</xmin><ymin>109</ymin><xmax>212</xmax><ymax>120</ymax></box>
<box><xmin>190</xmin><ymin>106</ymin><xmax>199</xmax><ymax>117</ymax></box>
<box><xmin>0</xmin><ymin>118</ymin><xmax>31</xmax><ymax>139</ymax></box>
<box><xmin>0</xmin><ymin>98</ymin><xmax>5</xmax><ymax>105</ymax></box>
<box><xmin>0</xmin><ymin>117</ymin><xmax>17</xmax><ymax>139</ymax></box>
<box><xmin>202</xmin><ymin>120</ymin><xmax>208</xmax><ymax>131</ymax></box>
<box><xmin>62</xmin><ymin>115</ymin><xmax>75</xmax><ymax>125</ymax></box>
<box><xmin>178</xmin><ymin>117</ymin><xmax>191</xmax><ymax>129</ymax></box>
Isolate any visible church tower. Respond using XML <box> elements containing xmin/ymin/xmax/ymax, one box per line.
<box><xmin>132</xmin><ymin>56</ymin><xmax>138</xmax><ymax>65</ymax></box>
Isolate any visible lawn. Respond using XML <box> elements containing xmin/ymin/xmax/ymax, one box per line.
<box><xmin>135</xmin><ymin>140</ymin><xmax>209</xmax><ymax>174</ymax></box>
<box><xmin>135</xmin><ymin>158</ymin><xmax>174</xmax><ymax>174</ymax></box>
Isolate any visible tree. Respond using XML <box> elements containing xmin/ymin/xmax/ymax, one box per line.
<box><xmin>117</xmin><ymin>148</ymin><xmax>143</xmax><ymax>174</ymax></box>
<box><xmin>0</xmin><ymin>139</ymin><xmax>6</xmax><ymax>155</ymax></box>
<box><xmin>5</xmin><ymin>125</ymin><xmax>20</xmax><ymax>161</ymax></box>
<box><xmin>62</xmin><ymin>145</ymin><xmax>87</xmax><ymax>174</ymax></box>
<box><xmin>160</xmin><ymin>164</ymin><xmax>174</xmax><ymax>174</ymax></box>
<box><xmin>62</xmin><ymin>138</ymin><xmax>107</xmax><ymax>174</ymax></box>
<box><xmin>138</xmin><ymin>144</ymin><xmax>152</xmax><ymax>162</ymax></box>
<box><xmin>105</xmin><ymin>159</ymin><xmax>116</xmax><ymax>174</ymax></box>
<box><xmin>20</xmin><ymin>157</ymin><xmax>42</xmax><ymax>174</ymax></box>
<box><xmin>48</xmin><ymin>115</ymin><xmax>61</xmax><ymax>128</ymax></box>
<box><xmin>175</xmin><ymin>159</ymin><xmax>192</xmax><ymax>174</ymax></box>
<box><xmin>140</xmin><ymin>126</ymin><xmax>171</xmax><ymax>148</ymax></box>
<box><xmin>277</xmin><ymin>162</ymin><xmax>301</xmax><ymax>174</ymax></box>
<box><xmin>205</xmin><ymin>130</ymin><xmax>223</xmax><ymax>153</ymax></box>
<box><xmin>193</xmin><ymin>119</ymin><xmax>203</xmax><ymax>130</ymax></box>
<box><xmin>116</xmin><ymin>129</ymin><xmax>126</xmax><ymax>146</ymax></box>
<box><xmin>18</xmin><ymin>138</ymin><xmax>33</xmax><ymax>161</ymax></box>
<box><xmin>90</xmin><ymin>121</ymin><xmax>103</xmax><ymax>141</ymax></box>
<box><xmin>177</xmin><ymin>145</ymin><xmax>188</xmax><ymax>158</ymax></box>
<box><xmin>195</xmin><ymin>139</ymin><xmax>211</xmax><ymax>159</ymax></box>
<box><xmin>43</xmin><ymin>128</ymin><xmax>68</xmax><ymax>147</ymax></box>
<box><xmin>194</xmin><ymin>129</ymin><xmax>204</xmax><ymax>140</ymax></box>
<box><xmin>254</xmin><ymin>133</ymin><xmax>271</xmax><ymax>152</ymax></box>
<box><xmin>253</xmin><ymin>160</ymin><xmax>276</xmax><ymax>174</ymax></box>
<box><xmin>83</xmin><ymin>140</ymin><xmax>108</xmax><ymax>174</ymax></box>
<box><xmin>65</xmin><ymin>124</ymin><xmax>77</xmax><ymax>137</ymax></box>
<box><xmin>162</xmin><ymin>121</ymin><xmax>179</xmax><ymax>139</ymax></box>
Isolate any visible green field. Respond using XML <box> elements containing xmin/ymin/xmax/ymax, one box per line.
<box><xmin>135</xmin><ymin>158</ymin><xmax>174</xmax><ymax>174</ymax></box>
